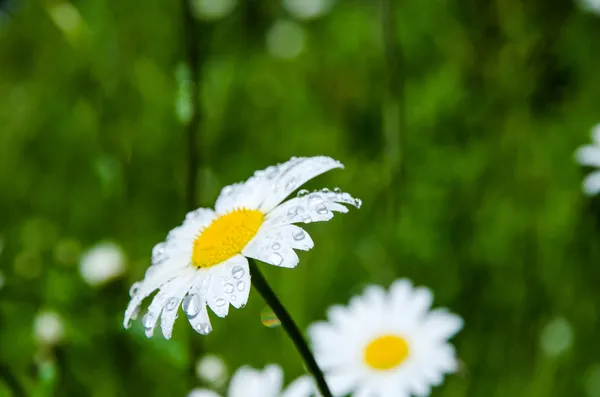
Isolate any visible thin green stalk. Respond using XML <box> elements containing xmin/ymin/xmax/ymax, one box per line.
<box><xmin>248</xmin><ymin>259</ymin><xmax>333</xmax><ymax>397</ymax></box>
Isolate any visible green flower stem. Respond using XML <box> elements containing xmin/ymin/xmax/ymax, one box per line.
<box><xmin>248</xmin><ymin>259</ymin><xmax>333</xmax><ymax>397</ymax></box>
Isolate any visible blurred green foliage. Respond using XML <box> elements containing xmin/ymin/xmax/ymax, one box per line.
<box><xmin>1</xmin><ymin>0</ymin><xmax>600</xmax><ymax>396</ymax></box>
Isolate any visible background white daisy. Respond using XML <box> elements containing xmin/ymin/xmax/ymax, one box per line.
<box><xmin>34</xmin><ymin>310</ymin><xmax>65</xmax><ymax>346</ymax></box>
<box><xmin>188</xmin><ymin>364</ymin><xmax>316</xmax><ymax>397</ymax></box>
<box><xmin>309</xmin><ymin>279</ymin><xmax>463</xmax><ymax>397</ymax></box>
<box><xmin>124</xmin><ymin>156</ymin><xmax>360</xmax><ymax>338</ymax></box>
<box><xmin>79</xmin><ymin>241</ymin><xmax>126</xmax><ymax>286</ymax></box>
<box><xmin>575</xmin><ymin>124</ymin><xmax>600</xmax><ymax>195</ymax></box>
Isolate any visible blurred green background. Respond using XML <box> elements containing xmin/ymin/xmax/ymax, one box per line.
<box><xmin>1</xmin><ymin>0</ymin><xmax>600</xmax><ymax>396</ymax></box>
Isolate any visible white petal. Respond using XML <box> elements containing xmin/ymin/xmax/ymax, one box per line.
<box><xmin>206</xmin><ymin>267</ymin><xmax>230</xmax><ymax>318</ymax></box>
<box><xmin>258</xmin><ymin>156</ymin><xmax>345</xmax><ymax>212</ymax></box>
<box><xmin>160</xmin><ymin>270</ymin><xmax>202</xmax><ymax>339</ymax></box>
<box><xmin>422</xmin><ymin>309</ymin><xmax>463</xmax><ymax>340</ymax></box>
<box><xmin>228</xmin><ymin>365</ymin><xmax>284</xmax><ymax>397</ymax></box>
<box><xmin>143</xmin><ymin>267</ymin><xmax>197</xmax><ymax>337</ymax></box>
<box><xmin>215</xmin><ymin>180</ymin><xmax>267</xmax><ymax>215</ymax></box>
<box><xmin>187</xmin><ymin>389</ymin><xmax>222</xmax><ymax>397</ymax></box>
<box><xmin>583</xmin><ymin>171</ymin><xmax>600</xmax><ymax>195</ymax></box>
<box><xmin>575</xmin><ymin>146</ymin><xmax>600</xmax><ymax>167</ymax></box>
<box><xmin>183</xmin><ymin>208</ymin><xmax>217</xmax><ymax>228</ymax></box>
<box><xmin>324</xmin><ymin>371</ymin><xmax>358</xmax><ymax>397</ymax></box>
<box><xmin>123</xmin><ymin>266</ymin><xmax>190</xmax><ymax>329</ymax></box>
<box><xmin>223</xmin><ymin>255</ymin><xmax>251</xmax><ymax>309</ymax></box>
<box><xmin>281</xmin><ymin>376</ymin><xmax>315</xmax><ymax>397</ymax></box>
<box><xmin>242</xmin><ymin>226</ymin><xmax>300</xmax><ymax>268</ymax></box>
<box><xmin>264</xmin><ymin>189</ymin><xmax>359</xmax><ymax>228</ymax></box>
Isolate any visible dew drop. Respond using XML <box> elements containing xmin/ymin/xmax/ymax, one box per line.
<box><xmin>287</xmin><ymin>206</ymin><xmax>305</xmax><ymax>219</ymax></box>
<box><xmin>230</xmin><ymin>294</ymin><xmax>236</xmax><ymax>301</ymax></box>
<box><xmin>165</xmin><ymin>297</ymin><xmax>178</xmax><ymax>311</ymax></box>
<box><xmin>261</xmin><ymin>306</ymin><xmax>281</xmax><ymax>328</ymax></box>
<box><xmin>285</xmin><ymin>177</ymin><xmax>296</xmax><ymax>191</ymax></box>
<box><xmin>222</xmin><ymin>186</ymin><xmax>233</xmax><ymax>195</ymax></box>
<box><xmin>224</xmin><ymin>283</ymin><xmax>234</xmax><ymax>293</ymax></box>
<box><xmin>271</xmin><ymin>242</ymin><xmax>281</xmax><ymax>250</ymax></box>
<box><xmin>321</xmin><ymin>188</ymin><xmax>330</xmax><ymax>193</ymax></box>
<box><xmin>195</xmin><ymin>323</ymin><xmax>212</xmax><ymax>335</ymax></box>
<box><xmin>152</xmin><ymin>243</ymin><xmax>166</xmax><ymax>264</ymax></box>
<box><xmin>231</xmin><ymin>266</ymin><xmax>245</xmax><ymax>280</ymax></box>
<box><xmin>354</xmin><ymin>198</ymin><xmax>363</xmax><ymax>208</ymax></box>
<box><xmin>270</xmin><ymin>252</ymin><xmax>284</xmax><ymax>266</ymax></box>
<box><xmin>297</xmin><ymin>189</ymin><xmax>309</xmax><ymax>197</ymax></box>
<box><xmin>334</xmin><ymin>187</ymin><xmax>342</xmax><ymax>193</ymax></box>
<box><xmin>129</xmin><ymin>282</ymin><xmax>141</xmax><ymax>297</ymax></box>
<box><xmin>293</xmin><ymin>229</ymin><xmax>305</xmax><ymax>241</ymax></box>
<box><xmin>142</xmin><ymin>312</ymin><xmax>155</xmax><ymax>329</ymax></box>
<box><xmin>182</xmin><ymin>294</ymin><xmax>201</xmax><ymax>318</ymax></box>
<box><xmin>216</xmin><ymin>298</ymin><xmax>226</xmax><ymax>307</ymax></box>
<box><xmin>308</xmin><ymin>193</ymin><xmax>324</xmax><ymax>206</ymax></box>
<box><xmin>237</xmin><ymin>281</ymin><xmax>245</xmax><ymax>291</ymax></box>
<box><xmin>316</xmin><ymin>203</ymin><xmax>328</xmax><ymax>215</ymax></box>
<box><xmin>265</xmin><ymin>166</ymin><xmax>278</xmax><ymax>179</ymax></box>
<box><xmin>302</xmin><ymin>215</ymin><xmax>312</xmax><ymax>224</ymax></box>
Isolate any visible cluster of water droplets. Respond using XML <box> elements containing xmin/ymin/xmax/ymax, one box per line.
<box><xmin>285</xmin><ymin>187</ymin><xmax>362</xmax><ymax>225</ymax></box>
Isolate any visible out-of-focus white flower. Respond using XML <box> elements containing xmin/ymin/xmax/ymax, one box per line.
<box><xmin>283</xmin><ymin>0</ymin><xmax>333</xmax><ymax>20</ymax></box>
<box><xmin>123</xmin><ymin>156</ymin><xmax>360</xmax><ymax>339</ymax></box>
<box><xmin>578</xmin><ymin>0</ymin><xmax>600</xmax><ymax>14</ymax></box>
<box><xmin>540</xmin><ymin>317</ymin><xmax>573</xmax><ymax>357</ymax></box>
<box><xmin>34</xmin><ymin>310</ymin><xmax>64</xmax><ymax>346</ymax></box>
<box><xmin>79</xmin><ymin>242</ymin><xmax>126</xmax><ymax>286</ymax></box>
<box><xmin>309</xmin><ymin>279</ymin><xmax>463</xmax><ymax>397</ymax></box>
<box><xmin>190</xmin><ymin>0</ymin><xmax>237</xmax><ymax>20</ymax></box>
<box><xmin>189</xmin><ymin>364</ymin><xmax>317</xmax><ymax>397</ymax></box>
<box><xmin>266</xmin><ymin>20</ymin><xmax>306</xmax><ymax>60</ymax></box>
<box><xmin>196</xmin><ymin>354</ymin><xmax>228</xmax><ymax>388</ymax></box>
<box><xmin>575</xmin><ymin>124</ymin><xmax>600</xmax><ymax>195</ymax></box>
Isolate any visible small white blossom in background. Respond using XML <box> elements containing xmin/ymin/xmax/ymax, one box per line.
<box><xmin>79</xmin><ymin>242</ymin><xmax>126</xmax><ymax>286</ymax></box>
<box><xmin>578</xmin><ymin>0</ymin><xmax>600</xmax><ymax>14</ymax></box>
<box><xmin>539</xmin><ymin>317</ymin><xmax>574</xmax><ymax>358</ymax></box>
<box><xmin>190</xmin><ymin>0</ymin><xmax>237</xmax><ymax>21</ymax></box>
<box><xmin>309</xmin><ymin>279</ymin><xmax>463</xmax><ymax>397</ymax></box>
<box><xmin>196</xmin><ymin>354</ymin><xmax>228</xmax><ymax>388</ymax></box>
<box><xmin>34</xmin><ymin>310</ymin><xmax>65</xmax><ymax>346</ymax></box>
<box><xmin>283</xmin><ymin>0</ymin><xmax>333</xmax><ymax>20</ymax></box>
<box><xmin>266</xmin><ymin>20</ymin><xmax>306</xmax><ymax>60</ymax></box>
<box><xmin>575</xmin><ymin>124</ymin><xmax>600</xmax><ymax>195</ymax></box>
<box><xmin>188</xmin><ymin>364</ymin><xmax>317</xmax><ymax>397</ymax></box>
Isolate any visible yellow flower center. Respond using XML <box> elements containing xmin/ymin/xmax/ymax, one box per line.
<box><xmin>364</xmin><ymin>335</ymin><xmax>410</xmax><ymax>371</ymax></box>
<box><xmin>192</xmin><ymin>209</ymin><xmax>264</xmax><ymax>268</ymax></box>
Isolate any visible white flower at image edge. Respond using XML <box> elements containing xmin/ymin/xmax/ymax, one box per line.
<box><xmin>79</xmin><ymin>241</ymin><xmax>126</xmax><ymax>286</ymax></box>
<box><xmin>576</xmin><ymin>124</ymin><xmax>600</xmax><ymax>195</ymax></box>
<box><xmin>309</xmin><ymin>279</ymin><xmax>463</xmax><ymax>397</ymax></box>
<box><xmin>124</xmin><ymin>156</ymin><xmax>361</xmax><ymax>338</ymax></box>
<box><xmin>188</xmin><ymin>365</ymin><xmax>317</xmax><ymax>397</ymax></box>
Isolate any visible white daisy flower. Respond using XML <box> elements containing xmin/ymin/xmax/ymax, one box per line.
<box><xmin>576</xmin><ymin>124</ymin><xmax>600</xmax><ymax>195</ymax></box>
<box><xmin>196</xmin><ymin>354</ymin><xmax>228</xmax><ymax>388</ymax></box>
<box><xmin>124</xmin><ymin>156</ymin><xmax>360</xmax><ymax>338</ymax></box>
<box><xmin>188</xmin><ymin>364</ymin><xmax>317</xmax><ymax>397</ymax></box>
<box><xmin>308</xmin><ymin>279</ymin><xmax>463</xmax><ymax>397</ymax></box>
<box><xmin>79</xmin><ymin>241</ymin><xmax>126</xmax><ymax>286</ymax></box>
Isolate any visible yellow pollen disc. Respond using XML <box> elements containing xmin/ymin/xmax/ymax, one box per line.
<box><xmin>364</xmin><ymin>335</ymin><xmax>410</xmax><ymax>371</ymax></box>
<box><xmin>192</xmin><ymin>208</ymin><xmax>264</xmax><ymax>268</ymax></box>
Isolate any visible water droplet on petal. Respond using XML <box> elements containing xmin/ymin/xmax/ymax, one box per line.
<box><xmin>270</xmin><ymin>252</ymin><xmax>284</xmax><ymax>266</ymax></box>
<box><xmin>129</xmin><ymin>282</ymin><xmax>141</xmax><ymax>297</ymax></box>
<box><xmin>292</xmin><ymin>229</ymin><xmax>305</xmax><ymax>241</ymax></box>
<box><xmin>142</xmin><ymin>312</ymin><xmax>155</xmax><ymax>329</ymax></box>
<box><xmin>285</xmin><ymin>177</ymin><xmax>296</xmax><ymax>191</ymax></box>
<box><xmin>272</xmin><ymin>242</ymin><xmax>281</xmax><ymax>250</ymax></box>
<box><xmin>183</xmin><ymin>294</ymin><xmax>201</xmax><ymax>318</ymax></box>
<box><xmin>354</xmin><ymin>198</ymin><xmax>363</xmax><ymax>208</ymax></box>
<box><xmin>195</xmin><ymin>323</ymin><xmax>212</xmax><ymax>335</ymax></box>
<box><xmin>302</xmin><ymin>215</ymin><xmax>312</xmax><ymax>224</ymax></box>
<box><xmin>316</xmin><ymin>203</ymin><xmax>328</xmax><ymax>215</ymax></box>
<box><xmin>265</xmin><ymin>166</ymin><xmax>278</xmax><ymax>179</ymax></box>
<box><xmin>297</xmin><ymin>189</ymin><xmax>309</xmax><ymax>197</ymax></box>
<box><xmin>237</xmin><ymin>281</ymin><xmax>245</xmax><ymax>291</ymax></box>
<box><xmin>224</xmin><ymin>283</ymin><xmax>234</xmax><ymax>293</ymax></box>
<box><xmin>152</xmin><ymin>243</ymin><xmax>167</xmax><ymax>264</ymax></box>
<box><xmin>333</xmin><ymin>187</ymin><xmax>342</xmax><ymax>193</ymax></box>
<box><xmin>287</xmin><ymin>205</ymin><xmax>305</xmax><ymax>219</ymax></box>
<box><xmin>230</xmin><ymin>294</ymin><xmax>236</xmax><ymax>301</ymax></box>
<box><xmin>222</xmin><ymin>186</ymin><xmax>233</xmax><ymax>195</ymax></box>
<box><xmin>231</xmin><ymin>266</ymin><xmax>245</xmax><ymax>280</ymax></box>
<box><xmin>165</xmin><ymin>297</ymin><xmax>178</xmax><ymax>311</ymax></box>
<box><xmin>308</xmin><ymin>193</ymin><xmax>324</xmax><ymax>206</ymax></box>
<box><xmin>216</xmin><ymin>298</ymin><xmax>226</xmax><ymax>307</ymax></box>
<box><xmin>321</xmin><ymin>188</ymin><xmax>330</xmax><ymax>193</ymax></box>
